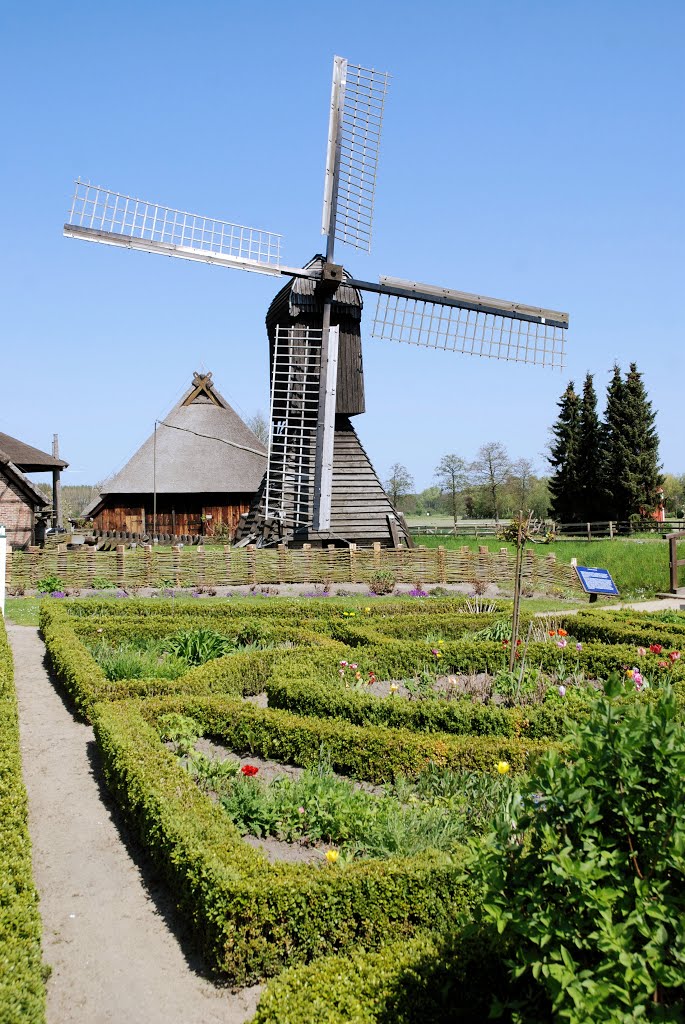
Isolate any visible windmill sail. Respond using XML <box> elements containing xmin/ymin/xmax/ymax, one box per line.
<box><xmin>322</xmin><ymin>58</ymin><xmax>390</xmax><ymax>255</ymax></box>
<box><xmin>64</xmin><ymin>181</ymin><xmax>286</xmax><ymax>277</ymax></box>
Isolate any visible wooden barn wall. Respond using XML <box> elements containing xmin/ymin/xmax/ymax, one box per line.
<box><xmin>93</xmin><ymin>494</ymin><xmax>253</xmax><ymax>539</ymax></box>
<box><xmin>0</xmin><ymin>470</ymin><xmax>36</xmax><ymax>549</ymax></box>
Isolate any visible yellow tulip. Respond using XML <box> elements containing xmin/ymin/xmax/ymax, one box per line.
<box><xmin>325</xmin><ymin>849</ymin><xmax>339</xmax><ymax>864</ymax></box>
<box><xmin>496</xmin><ymin>761</ymin><xmax>511</xmax><ymax>775</ymax></box>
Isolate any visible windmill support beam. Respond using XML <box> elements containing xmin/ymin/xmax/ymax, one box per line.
<box><xmin>347</xmin><ymin>276</ymin><xmax>569</xmax><ymax>329</ymax></box>
<box><xmin>312</xmin><ymin>321</ymin><xmax>339</xmax><ymax>531</ymax></box>
<box><xmin>63</xmin><ymin>224</ymin><xmax>320</xmax><ymax>282</ymax></box>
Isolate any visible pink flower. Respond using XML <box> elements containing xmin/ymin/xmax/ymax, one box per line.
<box><xmin>558</xmin><ymin>685</ymin><xmax>566</xmax><ymax>696</ymax></box>
<box><xmin>576</xmin><ymin>643</ymin><xmax>583</xmax><ymax>652</ymax></box>
<box><xmin>636</xmin><ymin>646</ymin><xmax>646</xmax><ymax>657</ymax></box>
<box><xmin>556</xmin><ymin>639</ymin><xmax>567</xmax><ymax>649</ymax></box>
<box><xmin>633</xmin><ymin>670</ymin><xmax>643</xmax><ymax>686</ymax></box>
<box><xmin>340</xmin><ymin>661</ymin><xmax>348</xmax><ymax>668</ymax></box>
<box><xmin>350</xmin><ymin>663</ymin><xmax>358</xmax><ymax>670</ymax></box>
<box><xmin>669</xmin><ymin>650</ymin><xmax>681</xmax><ymax>662</ymax></box>
<box><xmin>298</xmin><ymin>806</ymin><xmax>305</xmax><ymax>814</ymax></box>
<box><xmin>658</xmin><ymin>659</ymin><xmax>668</xmax><ymax>669</ymax></box>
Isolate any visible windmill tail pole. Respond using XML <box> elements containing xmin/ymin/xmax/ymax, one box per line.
<box><xmin>509</xmin><ymin>511</ymin><xmax>524</xmax><ymax>672</ymax></box>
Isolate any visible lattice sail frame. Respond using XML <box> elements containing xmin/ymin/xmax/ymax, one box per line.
<box><xmin>322</xmin><ymin>59</ymin><xmax>390</xmax><ymax>254</ymax></box>
<box><xmin>265</xmin><ymin>326</ymin><xmax>322</xmax><ymax>529</ymax></box>
<box><xmin>67</xmin><ymin>181</ymin><xmax>282</xmax><ymax>267</ymax></box>
<box><xmin>371</xmin><ymin>293</ymin><xmax>566</xmax><ymax>368</ymax></box>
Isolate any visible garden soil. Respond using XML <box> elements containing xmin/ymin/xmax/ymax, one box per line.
<box><xmin>8</xmin><ymin>624</ymin><xmax>263</xmax><ymax>1024</ymax></box>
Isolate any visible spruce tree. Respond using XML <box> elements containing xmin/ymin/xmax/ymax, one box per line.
<box><xmin>577</xmin><ymin>373</ymin><xmax>605</xmax><ymax>521</ymax></box>
<box><xmin>603</xmin><ymin>363</ymin><xmax>662</xmax><ymax>521</ymax></box>
<box><xmin>548</xmin><ymin>382</ymin><xmax>581</xmax><ymax>522</ymax></box>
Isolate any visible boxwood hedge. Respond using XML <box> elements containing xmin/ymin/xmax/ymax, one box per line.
<box><xmin>0</xmin><ymin>615</ymin><xmax>46</xmax><ymax>1024</ymax></box>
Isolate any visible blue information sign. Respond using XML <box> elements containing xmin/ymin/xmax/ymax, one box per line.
<box><xmin>575</xmin><ymin>565</ymin><xmax>619</xmax><ymax>597</ymax></box>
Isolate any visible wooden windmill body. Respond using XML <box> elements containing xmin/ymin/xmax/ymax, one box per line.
<box><xmin>64</xmin><ymin>56</ymin><xmax>569</xmax><ymax>548</ymax></box>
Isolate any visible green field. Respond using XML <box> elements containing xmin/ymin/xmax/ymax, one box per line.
<box><xmin>415</xmin><ymin>534</ymin><xmax>682</xmax><ymax>599</ymax></box>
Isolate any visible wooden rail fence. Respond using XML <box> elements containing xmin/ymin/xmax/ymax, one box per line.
<box><xmin>5</xmin><ymin>543</ymin><xmax>582</xmax><ymax>593</ymax></box>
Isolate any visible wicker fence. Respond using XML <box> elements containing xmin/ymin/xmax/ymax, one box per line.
<box><xmin>6</xmin><ymin>543</ymin><xmax>582</xmax><ymax>593</ymax></box>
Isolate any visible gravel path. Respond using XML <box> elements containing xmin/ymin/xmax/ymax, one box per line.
<box><xmin>8</xmin><ymin>624</ymin><xmax>262</xmax><ymax>1024</ymax></box>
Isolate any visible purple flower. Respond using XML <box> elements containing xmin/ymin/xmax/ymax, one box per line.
<box><xmin>50</xmin><ymin>591</ymin><xmax>66</xmax><ymax>598</ymax></box>
<box><xmin>556</xmin><ymin>639</ymin><xmax>567</xmax><ymax>649</ymax></box>
<box><xmin>558</xmin><ymin>685</ymin><xmax>566</xmax><ymax>696</ymax></box>
<box><xmin>576</xmin><ymin>642</ymin><xmax>582</xmax><ymax>652</ymax></box>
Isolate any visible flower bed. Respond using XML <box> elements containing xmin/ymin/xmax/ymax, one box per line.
<box><xmin>91</xmin><ymin>694</ymin><xmax>499</xmax><ymax>983</ymax></box>
<box><xmin>0</xmin><ymin>615</ymin><xmax>46</xmax><ymax>1023</ymax></box>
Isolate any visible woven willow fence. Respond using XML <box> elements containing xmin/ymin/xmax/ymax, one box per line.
<box><xmin>6</xmin><ymin>544</ymin><xmax>582</xmax><ymax>593</ymax></box>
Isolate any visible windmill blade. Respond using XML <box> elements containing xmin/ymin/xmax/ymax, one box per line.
<box><xmin>357</xmin><ymin>276</ymin><xmax>568</xmax><ymax>369</ymax></box>
<box><xmin>64</xmin><ymin>180</ymin><xmax>289</xmax><ymax>278</ymax></box>
<box><xmin>321</xmin><ymin>57</ymin><xmax>390</xmax><ymax>256</ymax></box>
<box><xmin>265</xmin><ymin>326</ymin><xmax>323</xmax><ymax>530</ymax></box>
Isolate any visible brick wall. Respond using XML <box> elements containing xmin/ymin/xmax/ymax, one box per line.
<box><xmin>0</xmin><ymin>470</ymin><xmax>34</xmax><ymax>548</ymax></box>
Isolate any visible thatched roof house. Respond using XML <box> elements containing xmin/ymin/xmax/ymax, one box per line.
<box><xmin>85</xmin><ymin>372</ymin><xmax>267</xmax><ymax>539</ymax></box>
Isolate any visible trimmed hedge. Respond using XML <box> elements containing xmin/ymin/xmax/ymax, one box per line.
<box><xmin>251</xmin><ymin>927</ymin><xmax>504</xmax><ymax>1024</ymax></box>
<box><xmin>91</xmin><ymin>695</ymin><xmax>488</xmax><ymax>984</ymax></box>
<box><xmin>569</xmin><ymin>610</ymin><xmax>685</xmax><ymax>650</ymax></box>
<box><xmin>0</xmin><ymin>615</ymin><xmax>46</xmax><ymax>1023</ymax></box>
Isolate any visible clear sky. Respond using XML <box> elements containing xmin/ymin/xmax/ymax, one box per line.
<box><xmin>1</xmin><ymin>0</ymin><xmax>683</xmax><ymax>493</ymax></box>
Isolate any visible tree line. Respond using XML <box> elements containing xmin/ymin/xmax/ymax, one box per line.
<box><xmin>548</xmin><ymin>362</ymin><xmax>661</xmax><ymax>523</ymax></box>
<box><xmin>385</xmin><ymin>362</ymin><xmax>664</xmax><ymax>524</ymax></box>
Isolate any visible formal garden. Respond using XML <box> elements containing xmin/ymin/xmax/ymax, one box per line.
<box><xmin>2</xmin><ymin>586</ymin><xmax>685</xmax><ymax>1023</ymax></box>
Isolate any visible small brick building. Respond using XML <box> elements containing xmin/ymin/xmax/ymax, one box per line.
<box><xmin>0</xmin><ymin>451</ymin><xmax>50</xmax><ymax>549</ymax></box>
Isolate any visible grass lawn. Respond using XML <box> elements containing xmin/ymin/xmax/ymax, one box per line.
<box><xmin>4</xmin><ymin>598</ymin><xmax>41</xmax><ymax>626</ymax></box>
<box><xmin>414</xmin><ymin>534</ymin><xmax>681</xmax><ymax>599</ymax></box>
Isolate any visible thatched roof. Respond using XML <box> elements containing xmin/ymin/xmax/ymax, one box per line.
<box><xmin>0</xmin><ymin>449</ymin><xmax>50</xmax><ymax>508</ymax></box>
<box><xmin>92</xmin><ymin>372</ymin><xmax>267</xmax><ymax>501</ymax></box>
<box><xmin>0</xmin><ymin>432</ymin><xmax>68</xmax><ymax>471</ymax></box>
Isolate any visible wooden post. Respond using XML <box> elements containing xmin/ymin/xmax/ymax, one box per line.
<box><xmin>57</xmin><ymin>543</ymin><xmax>68</xmax><ymax>583</ymax></box>
<box><xmin>116</xmin><ymin>545</ymin><xmax>126</xmax><ymax>588</ymax></box>
<box><xmin>246</xmin><ymin>544</ymin><xmax>258</xmax><ymax>586</ymax></box>
<box><xmin>373</xmin><ymin>542</ymin><xmax>381</xmax><ymax>569</ymax></box>
<box><xmin>437</xmin><ymin>545</ymin><xmax>446</xmax><ymax>584</ymax></box>
<box><xmin>587</xmin><ymin>522</ymin><xmax>591</xmax><ymax>541</ymax></box>
<box><xmin>666</xmin><ymin>532</ymin><xmax>685</xmax><ymax>594</ymax></box>
<box><xmin>86</xmin><ymin>545</ymin><xmax>96</xmax><ymax>588</ymax></box>
<box><xmin>509</xmin><ymin>518</ymin><xmax>524</xmax><ymax>672</ymax></box>
<box><xmin>349</xmin><ymin>542</ymin><xmax>357</xmax><ymax>583</ymax></box>
<box><xmin>172</xmin><ymin>545</ymin><xmax>181</xmax><ymax>587</ymax></box>
<box><xmin>141</xmin><ymin>544</ymin><xmax>152</xmax><ymax>587</ymax></box>
<box><xmin>278</xmin><ymin>543</ymin><xmax>287</xmax><ymax>583</ymax></box>
<box><xmin>609</xmin><ymin>521</ymin><xmax>614</xmax><ymax>540</ymax></box>
<box><xmin>197</xmin><ymin>544</ymin><xmax>205</xmax><ymax>587</ymax></box>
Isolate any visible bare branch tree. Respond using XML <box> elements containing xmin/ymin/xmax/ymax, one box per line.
<box><xmin>246</xmin><ymin>410</ymin><xmax>269</xmax><ymax>447</ymax></box>
<box><xmin>384</xmin><ymin>463</ymin><xmax>414</xmax><ymax>508</ymax></box>
<box><xmin>510</xmin><ymin>457</ymin><xmax>536</xmax><ymax>511</ymax></box>
<box><xmin>470</xmin><ymin>442</ymin><xmax>511</xmax><ymax>521</ymax></box>
<box><xmin>434</xmin><ymin>453</ymin><xmax>468</xmax><ymax>526</ymax></box>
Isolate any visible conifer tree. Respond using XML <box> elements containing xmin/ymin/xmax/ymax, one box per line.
<box><xmin>548</xmin><ymin>382</ymin><xmax>581</xmax><ymax>522</ymax></box>
<box><xmin>577</xmin><ymin>373</ymin><xmax>605</xmax><ymax>521</ymax></box>
<box><xmin>603</xmin><ymin>363</ymin><xmax>662</xmax><ymax>520</ymax></box>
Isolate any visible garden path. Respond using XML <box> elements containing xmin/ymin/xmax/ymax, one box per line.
<box><xmin>8</xmin><ymin>624</ymin><xmax>262</xmax><ymax>1024</ymax></box>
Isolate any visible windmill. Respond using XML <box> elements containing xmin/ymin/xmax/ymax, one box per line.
<box><xmin>64</xmin><ymin>56</ymin><xmax>568</xmax><ymax>548</ymax></box>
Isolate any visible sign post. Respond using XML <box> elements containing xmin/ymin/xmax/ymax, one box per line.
<box><xmin>0</xmin><ymin>525</ymin><xmax>6</xmax><ymax>618</ymax></box>
<box><xmin>575</xmin><ymin>565</ymin><xmax>619</xmax><ymax>603</ymax></box>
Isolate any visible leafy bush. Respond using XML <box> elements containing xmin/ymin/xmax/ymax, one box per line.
<box><xmin>474</xmin><ymin>677</ymin><xmax>685</xmax><ymax>1022</ymax></box>
<box><xmin>367</xmin><ymin>570</ymin><xmax>396</xmax><ymax>595</ymax></box>
<box><xmin>165</xmin><ymin>627</ymin><xmax>235</xmax><ymax>665</ymax></box>
<box><xmin>36</xmin><ymin>574</ymin><xmax>64</xmax><ymax>594</ymax></box>
<box><xmin>0</xmin><ymin>614</ymin><xmax>46</xmax><ymax>1022</ymax></box>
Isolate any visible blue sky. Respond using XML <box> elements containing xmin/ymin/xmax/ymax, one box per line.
<box><xmin>1</xmin><ymin>0</ymin><xmax>682</xmax><ymax>492</ymax></box>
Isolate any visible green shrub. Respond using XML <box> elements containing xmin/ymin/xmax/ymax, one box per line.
<box><xmin>367</xmin><ymin>571</ymin><xmax>397</xmax><ymax>595</ymax></box>
<box><xmin>164</xmin><ymin>627</ymin><xmax>235</xmax><ymax>665</ymax></box>
<box><xmin>473</xmin><ymin>678</ymin><xmax>685</xmax><ymax>1022</ymax></box>
<box><xmin>88</xmin><ymin>640</ymin><xmax>189</xmax><ymax>681</ymax></box>
<box><xmin>0</xmin><ymin>616</ymin><xmax>46</xmax><ymax>1022</ymax></box>
<box><xmin>35</xmin><ymin>574</ymin><xmax>64</xmax><ymax>594</ymax></box>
